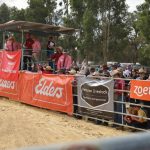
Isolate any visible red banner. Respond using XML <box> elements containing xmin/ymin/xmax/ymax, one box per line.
<box><xmin>0</xmin><ymin>50</ymin><xmax>21</xmax><ymax>99</ymax></box>
<box><xmin>130</xmin><ymin>80</ymin><xmax>150</xmax><ymax>101</ymax></box>
<box><xmin>0</xmin><ymin>50</ymin><xmax>21</xmax><ymax>81</ymax></box>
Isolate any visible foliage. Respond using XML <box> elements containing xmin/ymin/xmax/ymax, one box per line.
<box><xmin>0</xmin><ymin>3</ymin><xmax>10</xmax><ymax>23</ymax></box>
<box><xmin>26</xmin><ymin>0</ymin><xmax>56</xmax><ymax>23</ymax></box>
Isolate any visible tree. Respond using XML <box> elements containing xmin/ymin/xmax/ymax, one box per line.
<box><xmin>10</xmin><ymin>7</ymin><xmax>26</xmax><ymax>21</ymax></box>
<box><xmin>59</xmin><ymin>0</ymin><xmax>131</xmax><ymax>64</ymax></box>
<box><xmin>135</xmin><ymin>0</ymin><xmax>150</xmax><ymax>65</ymax></box>
<box><xmin>26</xmin><ymin>0</ymin><xmax>56</xmax><ymax>23</ymax></box>
<box><xmin>0</xmin><ymin>3</ymin><xmax>10</xmax><ymax>23</ymax></box>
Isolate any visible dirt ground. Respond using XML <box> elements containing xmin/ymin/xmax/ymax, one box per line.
<box><xmin>0</xmin><ymin>97</ymin><xmax>128</xmax><ymax>150</ymax></box>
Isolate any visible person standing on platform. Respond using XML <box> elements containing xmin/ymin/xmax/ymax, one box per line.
<box><xmin>50</xmin><ymin>46</ymin><xmax>63</xmax><ymax>71</ymax></box>
<box><xmin>23</xmin><ymin>33</ymin><xmax>34</xmax><ymax>71</ymax></box>
<box><xmin>6</xmin><ymin>36</ymin><xmax>21</xmax><ymax>51</ymax></box>
<box><xmin>47</xmin><ymin>36</ymin><xmax>55</xmax><ymax>69</ymax></box>
<box><xmin>32</xmin><ymin>36</ymin><xmax>41</xmax><ymax>71</ymax></box>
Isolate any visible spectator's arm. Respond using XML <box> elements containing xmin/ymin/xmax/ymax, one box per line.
<box><xmin>131</xmin><ymin>113</ymin><xmax>146</xmax><ymax>123</ymax></box>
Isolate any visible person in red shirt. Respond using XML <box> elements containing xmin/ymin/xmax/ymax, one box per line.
<box><xmin>49</xmin><ymin>46</ymin><xmax>63</xmax><ymax>70</ymax></box>
<box><xmin>23</xmin><ymin>33</ymin><xmax>34</xmax><ymax>71</ymax></box>
<box><xmin>112</xmin><ymin>69</ymin><xmax>125</xmax><ymax>129</ymax></box>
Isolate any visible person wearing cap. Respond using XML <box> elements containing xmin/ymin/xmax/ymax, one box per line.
<box><xmin>57</xmin><ymin>49</ymin><xmax>72</xmax><ymax>74</ymax></box>
<box><xmin>136</xmin><ymin>67</ymin><xmax>148</xmax><ymax>80</ymax></box>
<box><xmin>112</xmin><ymin>69</ymin><xmax>125</xmax><ymax>129</ymax></box>
<box><xmin>50</xmin><ymin>46</ymin><xmax>63</xmax><ymax>70</ymax></box>
<box><xmin>125</xmin><ymin>104</ymin><xmax>148</xmax><ymax>129</ymax></box>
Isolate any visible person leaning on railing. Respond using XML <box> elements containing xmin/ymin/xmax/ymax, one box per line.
<box><xmin>124</xmin><ymin>103</ymin><xmax>148</xmax><ymax>129</ymax></box>
<box><xmin>57</xmin><ymin>49</ymin><xmax>72</xmax><ymax>74</ymax></box>
<box><xmin>112</xmin><ymin>69</ymin><xmax>125</xmax><ymax>129</ymax></box>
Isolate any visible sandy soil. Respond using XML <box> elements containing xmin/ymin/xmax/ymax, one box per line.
<box><xmin>0</xmin><ymin>97</ymin><xmax>128</xmax><ymax>150</ymax></box>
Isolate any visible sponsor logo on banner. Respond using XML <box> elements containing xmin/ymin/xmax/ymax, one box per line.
<box><xmin>134</xmin><ymin>86</ymin><xmax>150</xmax><ymax>97</ymax></box>
<box><xmin>0</xmin><ymin>79</ymin><xmax>15</xmax><ymax>89</ymax></box>
<box><xmin>130</xmin><ymin>80</ymin><xmax>150</xmax><ymax>101</ymax></box>
<box><xmin>33</xmin><ymin>75</ymin><xmax>69</xmax><ymax>106</ymax></box>
<box><xmin>29</xmin><ymin>74</ymin><xmax>74</xmax><ymax>114</ymax></box>
<box><xmin>81</xmin><ymin>81</ymin><xmax>109</xmax><ymax>107</ymax></box>
<box><xmin>35</xmin><ymin>78</ymin><xmax>63</xmax><ymax>99</ymax></box>
<box><xmin>77</xmin><ymin>77</ymin><xmax>114</xmax><ymax>120</ymax></box>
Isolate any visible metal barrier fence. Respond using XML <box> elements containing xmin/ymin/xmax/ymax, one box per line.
<box><xmin>13</xmin><ymin>48</ymin><xmax>150</xmax><ymax>131</ymax></box>
<box><xmin>72</xmin><ymin>75</ymin><xmax>150</xmax><ymax>132</ymax></box>
<box><xmin>19</xmin><ymin>133</ymin><xmax>150</xmax><ymax>150</ymax></box>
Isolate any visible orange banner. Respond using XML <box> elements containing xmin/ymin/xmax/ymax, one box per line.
<box><xmin>130</xmin><ymin>80</ymin><xmax>150</xmax><ymax>101</ymax></box>
<box><xmin>18</xmin><ymin>72</ymin><xmax>74</xmax><ymax>115</ymax></box>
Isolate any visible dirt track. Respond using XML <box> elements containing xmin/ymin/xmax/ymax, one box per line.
<box><xmin>0</xmin><ymin>97</ymin><xmax>127</xmax><ymax>150</ymax></box>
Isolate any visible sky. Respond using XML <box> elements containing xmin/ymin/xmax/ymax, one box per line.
<box><xmin>0</xmin><ymin>0</ymin><xmax>145</xmax><ymax>12</ymax></box>
<box><xmin>126</xmin><ymin>0</ymin><xmax>145</xmax><ymax>12</ymax></box>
